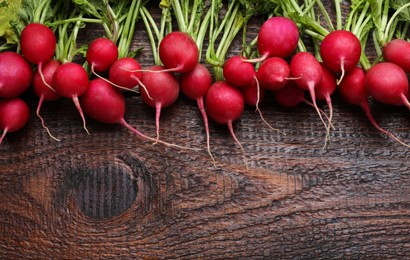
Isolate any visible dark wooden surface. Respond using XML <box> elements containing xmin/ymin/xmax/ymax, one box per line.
<box><xmin>1</xmin><ymin>2</ymin><xmax>410</xmax><ymax>259</ymax></box>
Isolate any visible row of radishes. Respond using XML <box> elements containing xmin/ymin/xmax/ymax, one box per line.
<box><xmin>1</xmin><ymin>15</ymin><xmax>409</xmax><ymax>166</ymax></box>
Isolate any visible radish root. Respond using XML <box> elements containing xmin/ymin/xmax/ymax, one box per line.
<box><xmin>36</xmin><ymin>96</ymin><xmax>60</xmax><ymax>141</ymax></box>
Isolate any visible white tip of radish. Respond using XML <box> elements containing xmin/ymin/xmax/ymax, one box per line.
<box><xmin>0</xmin><ymin>129</ymin><xmax>7</xmax><ymax>144</ymax></box>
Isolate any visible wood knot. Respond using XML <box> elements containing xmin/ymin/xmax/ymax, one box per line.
<box><xmin>74</xmin><ymin>166</ymin><xmax>137</xmax><ymax>219</ymax></box>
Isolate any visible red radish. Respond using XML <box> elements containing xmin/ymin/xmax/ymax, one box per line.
<box><xmin>242</xmin><ymin>77</ymin><xmax>281</xmax><ymax>134</ymax></box>
<box><xmin>290</xmin><ymin>52</ymin><xmax>327</xmax><ymax>129</ymax></box>
<box><xmin>80</xmin><ymin>78</ymin><xmax>188</xmax><ymax>149</ymax></box>
<box><xmin>53</xmin><ymin>62</ymin><xmax>90</xmax><ymax>134</ymax></box>
<box><xmin>20</xmin><ymin>23</ymin><xmax>56</xmax><ymax>64</ymax></box>
<box><xmin>205</xmin><ymin>81</ymin><xmax>248</xmax><ymax>169</ymax></box>
<box><xmin>33</xmin><ymin>59</ymin><xmax>61</xmax><ymax>141</ymax></box>
<box><xmin>86</xmin><ymin>37</ymin><xmax>118</xmax><ymax>73</ymax></box>
<box><xmin>383</xmin><ymin>39</ymin><xmax>410</xmax><ymax>73</ymax></box>
<box><xmin>179</xmin><ymin>63</ymin><xmax>215</xmax><ymax>163</ymax></box>
<box><xmin>257</xmin><ymin>57</ymin><xmax>290</xmax><ymax>92</ymax></box>
<box><xmin>0</xmin><ymin>52</ymin><xmax>33</xmax><ymax>98</ymax></box>
<box><xmin>246</xmin><ymin>17</ymin><xmax>299</xmax><ymax>63</ymax></box>
<box><xmin>273</xmin><ymin>81</ymin><xmax>306</xmax><ymax>108</ymax></box>
<box><xmin>315</xmin><ymin>63</ymin><xmax>337</xmax><ymax>145</ymax></box>
<box><xmin>319</xmin><ymin>30</ymin><xmax>361</xmax><ymax>83</ymax></box>
<box><xmin>20</xmin><ymin>23</ymin><xmax>56</xmax><ymax>91</ymax></box>
<box><xmin>0</xmin><ymin>98</ymin><xmax>30</xmax><ymax>144</ymax></box>
<box><xmin>339</xmin><ymin>66</ymin><xmax>410</xmax><ymax>148</ymax></box>
<box><xmin>242</xmin><ymin>77</ymin><xmax>266</xmax><ymax>107</ymax></box>
<box><xmin>108</xmin><ymin>57</ymin><xmax>149</xmax><ymax>94</ymax></box>
<box><xmin>223</xmin><ymin>56</ymin><xmax>256</xmax><ymax>88</ymax></box>
<box><xmin>140</xmin><ymin>65</ymin><xmax>180</xmax><ymax>143</ymax></box>
<box><xmin>366</xmin><ymin>62</ymin><xmax>410</xmax><ymax>108</ymax></box>
<box><xmin>159</xmin><ymin>31</ymin><xmax>199</xmax><ymax>73</ymax></box>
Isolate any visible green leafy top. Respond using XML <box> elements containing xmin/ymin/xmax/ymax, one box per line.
<box><xmin>0</xmin><ymin>0</ymin><xmax>23</xmax><ymax>44</ymax></box>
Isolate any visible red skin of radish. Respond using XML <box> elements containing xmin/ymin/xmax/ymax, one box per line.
<box><xmin>81</xmin><ymin>79</ymin><xmax>188</xmax><ymax>148</ymax></box>
<box><xmin>290</xmin><ymin>52</ymin><xmax>327</xmax><ymax>128</ymax></box>
<box><xmin>140</xmin><ymin>66</ymin><xmax>180</xmax><ymax>141</ymax></box>
<box><xmin>33</xmin><ymin>59</ymin><xmax>61</xmax><ymax>141</ymax></box>
<box><xmin>0</xmin><ymin>52</ymin><xmax>33</xmax><ymax>98</ymax></box>
<box><xmin>205</xmin><ymin>81</ymin><xmax>247</xmax><ymax>167</ymax></box>
<box><xmin>180</xmin><ymin>63</ymin><xmax>212</xmax><ymax>100</ymax></box>
<box><xmin>315</xmin><ymin>63</ymin><xmax>337</xmax><ymax>101</ymax></box>
<box><xmin>273</xmin><ymin>81</ymin><xmax>306</xmax><ymax>108</ymax></box>
<box><xmin>223</xmin><ymin>56</ymin><xmax>256</xmax><ymax>89</ymax></box>
<box><xmin>383</xmin><ymin>39</ymin><xmax>410</xmax><ymax>73</ymax></box>
<box><xmin>109</xmin><ymin>57</ymin><xmax>142</xmax><ymax>89</ymax></box>
<box><xmin>205</xmin><ymin>81</ymin><xmax>244</xmax><ymax>125</ymax></box>
<box><xmin>339</xmin><ymin>66</ymin><xmax>410</xmax><ymax>147</ymax></box>
<box><xmin>159</xmin><ymin>31</ymin><xmax>199</xmax><ymax>73</ymax></box>
<box><xmin>0</xmin><ymin>98</ymin><xmax>30</xmax><ymax>144</ymax></box>
<box><xmin>242</xmin><ymin>77</ymin><xmax>266</xmax><ymax>107</ymax></box>
<box><xmin>86</xmin><ymin>37</ymin><xmax>119</xmax><ymax>73</ymax></box>
<box><xmin>366</xmin><ymin>62</ymin><xmax>409</xmax><ymax>107</ymax></box>
<box><xmin>179</xmin><ymin>63</ymin><xmax>214</xmax><ymax>162</ymax></box>
<box><xmin>81</xmin><ymin>79</ymin><xmax>126</xmax><ymax>124</ymax></box>
<box><xmin>53</xmin><ymin>62</ymin><xmax>89</xmax><ymax>98</ymax></box>
<box><xmin>338</xmin><ymin>67</ymin><xmax>368</xmax><ymax>106</ymax></box>
<box><xmin>33</xmin><ymin>59</ymin><xmax>61</xmax><ymax>101</ymax></box>
<box><xmin>257</xmin><ymin>57</ymin><xmax>290</xmax><ymax>91</ymax></box>
<box><xmin>257</xmin><ymin>16</ymin><xmax>299</xmax><ymax>60</ymax></box>
<box><xmin>20</xmin><ymin>23</ymin><xmax>56</xmax><ymax>65</ymax></box>
<box><xmin>53</xmin><ymin>62</ymin><xmax>90</xmax><ymax>133</ymax></box>
<box><xmin>320</xmin><ymin>30</ymin><xmax>361</xmax><ymax>74</ymax></box>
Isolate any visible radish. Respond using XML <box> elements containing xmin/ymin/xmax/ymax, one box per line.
<box><xmin>242</xmin><ymin>77</ymin><xmax>282</xmax><ymax>134</ymax></box>
<box><xmin>52</xmin><ymin>62</ymin><xmax>90</xmax><ymax>134</ymax></box>
<box><xmin>33</xmin><ymin>59</ymin><xmax>61</xmax><ymax>141</ymax></box>
<box><xmin>86</xmin><ymin>37</ymin><xmax>119</xmax><ymax>73</ymax></box>
<box><xmin>0</xmin><ymin>52</ymin><xmax>33</xmax><ymax>98</ymax></box>
<box><xmin>20</xmin><ymin>23</ymin><xmax>56</xmax><ymax>91</ymax></box>
<box><xmin>246</xmin><ymin>17</ymin><xmax>299</xmax><ymax>63</ymax></box>
<box><xmin>223</xmin><ymin>55</ymin><xmax>255</xmax><ymax>88</ymax></box>
<box><xmin>319</xmin><ymin>30</ymin><xmax>361</xmax><ymax>83</ymax></box>
<box><xmin>140</xmin><ymin>65</ymin><xmax>180</xmax><ymax>143</ymax></box>
<box><xmin>290</xmin><ymin>52</ymin><xmax>327</xmax><ymax>129</ymax></box>
<box><xmin>205</xmin><ymin>81</ymin><xmax>248</xmax><ymax>169</ymax></box>
<box><xmin>257</xmin><ymin>57</ymin><xmax>290</xmax><ymax>92</ymax></box>
<box><xmin>108</xmin><ymin>57</ymin><xmax>150</xmax><ymax>94</ymax></box>
<box><xmin>273</xmin><ymin>81</ymin><xmax>306</xmax><ymax>108</ymax></box>
<box><xmin>339</xmin><ymin>66</ymin><xmax>410</xmax><ymax>148</ymax></box>
<box><xmin>366</xmin><ymin>62</ymin><xmax>410</xmax><ymax>109</ymax></box>
<box><xmin>242</xmin><ymin>78</ymin><xmax>266</xmax><ymax>107</ymax></box>
<box><xmin>0</xmin><ymin>98</ymin><xmax>30</xmax><ymax>144</ymax></box>
<box><xmin>20</xmin><ymin>23</ymin><xmax>56</xmax><ymax>65</ymax></box>
<box><xmin>159</xmin><ymin>31</ymin><xmax>199</xmax><ymax>73</ymax></box>
<box><xmin>81</xmin><ymin>78</ymin><xmax>189</xmax><ymax>149</ymax></box>
<box><xmin>179</xmin><ymin>63</ymin><xmax>215</xmax><ymax>163</ymax></box>
<box><xmin>315</xmin><ymin>63</ymin><xmax>337</xmax><ymax>145</ymax></box>
<box><xmin>383</xmin><ymin>39</ymin><xmax>410</xmax><ymax>73</ymax></box>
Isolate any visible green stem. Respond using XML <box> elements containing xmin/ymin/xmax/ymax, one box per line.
<box><xmin>170</xmin><ymin>0</ymin><xmax>187</xmax><ymax>32</ymax></box>
<box><xmin>140</xmin><ymin>6</ymin><xmax>160</xmax><ymax>65</ymax></box>
<box><xmin>352</xmin><ymin>2</ymin><xmax>370</xmax><ymax>36</ymax></box>
<box><xmin>33</xmin><ymin>0</ymin><xmax>49</xmax><ymax>23</ymax></box>
<box><xmin>117</xmin><ymin>0</ymin><xmax>142</xmax><ymax>58</ymax></box>
<box><xmin>384</xmin><ymin>2</ymin><xmax>410</xmax><ymax>44</ymax></box>
<box><xmin>187</xmin><ymin>1</ymin><xmax>200</xmax><ymax>36</ymax></box>
<box><xmin>46</xmin><ymin>17</ymin><xmax>103</xmax><ymax>27</ymax></box>
<box><xmin>315</xmin><ymin>0</ymin><xmax>335</xmax><ymax>31</ymax></box>
<box><xmin>334</xmin><ymin>0</ymin><xmax>342</xmax><ymax>30</ymax></box>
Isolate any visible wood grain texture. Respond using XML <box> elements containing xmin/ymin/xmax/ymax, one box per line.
<box><xmin>1</xmin><ymin>2</ymin><xmax>410</xmax><ymax>259</ymax></box>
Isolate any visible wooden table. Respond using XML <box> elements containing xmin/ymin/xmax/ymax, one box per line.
<box><xmin>1</xmin><ymin>2</ymin><xmax>410</xmax><ymax>259</ymax></box>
